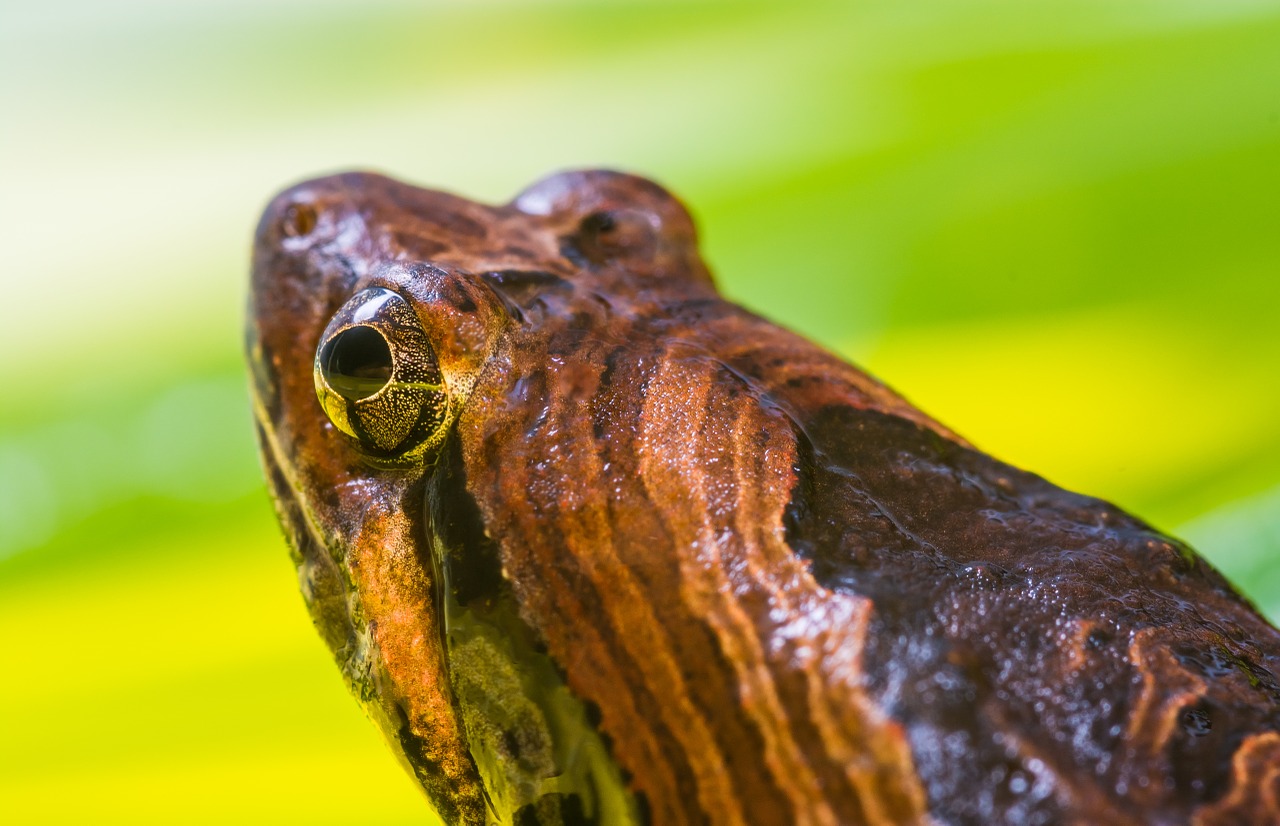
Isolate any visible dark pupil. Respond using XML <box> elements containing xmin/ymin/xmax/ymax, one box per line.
<box><xmin>321</xmin><ymin>326</ymin><xmax>393</xmax><ymax>400</ymax></box>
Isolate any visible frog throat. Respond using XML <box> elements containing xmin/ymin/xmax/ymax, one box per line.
<box><xmin>425</xmin><ymin>437</ymin><xmax>645</xmax><ymax>826</ymax></box>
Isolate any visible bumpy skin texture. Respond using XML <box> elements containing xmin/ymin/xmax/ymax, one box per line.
<box><xmin>248</xmin><ymin>170</ymin><xmax>1280</xmax><ymax>826</ymax></box>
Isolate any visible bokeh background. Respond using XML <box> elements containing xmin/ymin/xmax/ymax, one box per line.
<box><xmin>2</xmin><ymin>1</ymin><xmax>1277</xmax><ymax>823</ymax></box>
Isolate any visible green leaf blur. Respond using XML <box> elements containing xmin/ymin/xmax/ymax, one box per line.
<box><xmin>2</xmin><ymin>1</ymin><xmax>1277</xmax><ymax>822</ymax></box>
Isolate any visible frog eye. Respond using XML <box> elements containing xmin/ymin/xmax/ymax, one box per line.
<box><xmin>314</xmin><ymin>288</ymin><xmax>449</xmax><ymax>460</ymax></box>
<box><xmin>574</xmin><ymin>209</ymin><xmax>657</xmax><ymax>264</ymax></box>
<box><xmin>319</xmin><ymin>326</ymin><xmax>392</xmax><ymax>400</ymax></box>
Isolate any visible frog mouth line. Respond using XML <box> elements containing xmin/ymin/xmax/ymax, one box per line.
<box><xmin>249</xmin><ymin>397</ymin><xmax>351</xmax><ymax>605</ymax></box>
<box><xmin>251</xmin><ymin>409</ymin><xmax>322</xmax><ymax>562</ymax></box>
<box><xmin>252</xmin><ymin>407</ymin><xmax>371</xmax><ymax>680</ymax></box>
<box><xmin>257</xmin><ymin>422</ymin><xmax>321</xmax><ymax>563</ymax></box>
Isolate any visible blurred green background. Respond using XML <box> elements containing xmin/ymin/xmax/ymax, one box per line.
<box><xmin>2</xmin><ymin>1</ymin><xmax>1277</xmax><ymax>823</ymax></box>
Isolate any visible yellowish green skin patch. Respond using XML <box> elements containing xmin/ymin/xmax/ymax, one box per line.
<box><xmin>442</xmin><ymin>588</ymin><xmax>643</xmax><ymax>825</ymax></box>
<box><xmin>451</xmin><ymin>635</ymin><xmax>557</xmax><ymax>810</ymax></box>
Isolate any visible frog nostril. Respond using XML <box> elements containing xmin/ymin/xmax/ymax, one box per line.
<box><xmin>320</xmin><ymin>325</ymin><xmax>393</xmax><ymax>400</ymax></box>
<box><xmin>569</xmin><ymin>208</ymin><xmax>656</xmax><ymax>266</ymax></box>
<box><xmin>282</xmin><ymin>202</ymin><xmax>318</xmax><ymax>237</ymax></box>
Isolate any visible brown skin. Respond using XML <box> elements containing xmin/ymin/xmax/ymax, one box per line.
<box><xmin>248</xmin><ymin>170</ymin><xmax>1280</xmax><ymax>826</ymax></box>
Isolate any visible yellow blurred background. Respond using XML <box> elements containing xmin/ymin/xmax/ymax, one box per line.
<box><xmin>2</xmin><ymin>1</ymin><xmax>1277</xmax><ymax>823</ymax></box>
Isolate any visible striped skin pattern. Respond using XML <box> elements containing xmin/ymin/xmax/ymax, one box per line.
<box><xmin>248</xmin><ymin>170</ymin><xmax>1280</xmax><ymax>825</ymax></box>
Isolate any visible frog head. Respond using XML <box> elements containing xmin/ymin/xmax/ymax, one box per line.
<box><xmin>247</xmin><ymin>171</ymin><xmax>691</xmax><ymax>825</ymax></box>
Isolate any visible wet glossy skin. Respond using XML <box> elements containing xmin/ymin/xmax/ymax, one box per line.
<box><xmin>248</xmin><ymin>170</ymin><xmax>1280</xmax><ymax>826</ymax></box>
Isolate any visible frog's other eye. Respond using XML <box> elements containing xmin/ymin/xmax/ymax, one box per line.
<box><xmin>574</xmin><ymin>208</ymin><xmax>657</xmax><ymax>265</ymax></box>
<box><xmin>314</xmin><ymin>288</ymin><xmax>448</xmax><ymax>460</ymax></box>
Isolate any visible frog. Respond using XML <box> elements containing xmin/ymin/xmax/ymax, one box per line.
<box><xmin>247</xmin><ymin>169</ymin><xmax>1280</xmax><ymax>826</ymax></box>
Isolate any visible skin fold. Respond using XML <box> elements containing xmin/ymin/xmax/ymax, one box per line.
<box><xmin>248</xmin><ymin>170</ymin><xmax>1280</xmax><ymax>826</ymax></box>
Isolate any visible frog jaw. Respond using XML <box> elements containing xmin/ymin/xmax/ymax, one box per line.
<box><xmin>251</xmin><ymin>406</ymin><xmax>488</xmax><ymax>825</ymax></box>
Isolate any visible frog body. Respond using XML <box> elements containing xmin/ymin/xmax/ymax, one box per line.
<box><xmin>248</xmin><ymin>170</ymin><xmax>1280</xmax><ymax>825</ymax></box>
